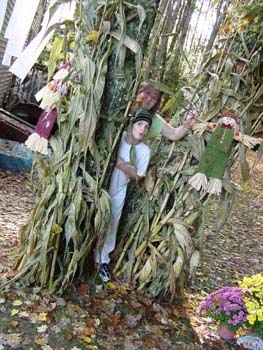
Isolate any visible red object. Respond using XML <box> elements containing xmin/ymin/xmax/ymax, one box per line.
<box><xmin>34</xmin><ymin>108</ymin><xmax>57</xmax><ymax>139</ymax></box>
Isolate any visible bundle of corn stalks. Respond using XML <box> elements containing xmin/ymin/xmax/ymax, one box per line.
<box><xmin>112</xmin><ymin>9</ymin><xmax>263</xmax><ymax>300</ymax></box>
<box><xmin>12</xmin><ymin>0</ymin><xmax>155</xmax><ymax>293</ymax></box>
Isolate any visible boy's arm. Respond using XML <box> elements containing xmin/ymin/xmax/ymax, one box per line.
<box><xmin>116</xmin><ymin>157</ymin><xmax>142</xmax><ymax>180</ymax></box>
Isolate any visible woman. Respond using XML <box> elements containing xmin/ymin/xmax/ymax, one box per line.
<box><xmin>96</xmin><ymin>108</ymin><xmax>153</xmax><ymax>282</ymax></box>
<box><xmin>130</xmin><ymin>83</ymin><xmax>196</xmax><ymax>141</ymax></box>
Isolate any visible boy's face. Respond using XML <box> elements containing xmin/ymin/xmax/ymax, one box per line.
<box><xmin>132</xmin><ymin>120</ymin><xmax>150</xmax><ymax>141</ymax></box>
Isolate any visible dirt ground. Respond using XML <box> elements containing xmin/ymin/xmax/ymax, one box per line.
<box><xmin>0</xmin><ymin>150</ymin><xmax>262</xmax><ymax>349</ymax></box>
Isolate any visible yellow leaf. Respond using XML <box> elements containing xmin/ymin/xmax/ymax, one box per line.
<box><xmin>34</xmin><ymin>337</ymin><xmax>47</xmax><ymax>346</ymax></box>
<box><xmin>172</xmin><ymin>307</ymin><xmax>181</xmax><ymax>318</ymax></box>
<box><xmin>242</xmin><ymin>14</ymin><xmax>253</xmax><ymax>25</ymax></box>
<box><xmin>52</xmin><ymin>224</ymin><xmax>63</xmax><ymax>234</ymax></box>
<box><xmin>86</xmin><ymin>30</ymin><xmax>99</xmax><ymax>42</ymax></box>
<box><xmin>162</xmin><ymin>96</ymin><xmax>177</xmax><ymax>113</ymax></box>
<box><xmin>11</xmin><ymin>309</ymin><xmax>19</xmax><ymax>316</ymax></box>
<box><xmin>83</xmin><ymin>336</ymin><xmax>92</xmax><ymax>343</ymax></box>
<box><xmin>13</xmin><ymin>300</ymin><xmax>23</xmax><ymax>306</ymax></box>
<box><xmin>117</xmin><ymin>285</ymin><xmax>129</xmax><ymax>294</ymax></box>
<box><xmin>106</xmin><ymin>282</ymin><xmax>116</xmax><ymax>289</ymax></box>
<box><xmin>38</xmin><ymin>313</ymin><xmax>47</xmax><ymax>321</ymax></box>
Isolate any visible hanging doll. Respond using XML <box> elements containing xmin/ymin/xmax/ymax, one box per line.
<box><xmin>25</xmin><ymin>62</ymin><xmax>71</xmax><ymax>154</ymax></box>
<box><xmin>188</xmin><ymin>110</ymin><xmax>262</xmax><ymax>195</ymax></box>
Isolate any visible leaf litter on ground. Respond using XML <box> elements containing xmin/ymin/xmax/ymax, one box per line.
<box><xmin>0</xmin><ymin>150</ymin><xmax>262</xmax><ymax>349</ymax></box>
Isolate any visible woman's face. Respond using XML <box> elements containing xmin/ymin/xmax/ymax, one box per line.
<box><xmin>132</xmin><ymin>120</ymin><xmax>150</xmax><ymax>141</ymax></box>
<box><xmin>135</xmin><ymin>90</ymin><xmax>160</xmax><ymax>111</ymax></box>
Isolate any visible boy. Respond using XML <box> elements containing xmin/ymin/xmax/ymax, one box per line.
<box><xmin>96</xmin><ymin>108</ymin><xmax>152</xmax><ymax>282</ymax></box>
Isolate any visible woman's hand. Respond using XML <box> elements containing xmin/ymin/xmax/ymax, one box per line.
<box><xmin>183</xmin><ymin>111</ymin><xmax>197</xmax><ymax>130</ymax></box>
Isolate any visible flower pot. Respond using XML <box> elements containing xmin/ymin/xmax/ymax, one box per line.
<box><xmin>218</xmin><ymin>325</ymin><xmax>236</xmax><ymax>340</ymax></box>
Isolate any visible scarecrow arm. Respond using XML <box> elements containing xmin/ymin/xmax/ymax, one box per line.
<box><xmin>235</xmin><ymin>131</ymin><xmax>263</xmax><ymax>149</ymax></box>
<box><xmin>192</xmin><ymin>122</ymin><xmax>217</xmax><ymax>136</ymax></box>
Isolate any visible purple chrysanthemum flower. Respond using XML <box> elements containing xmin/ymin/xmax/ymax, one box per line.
<box><xmin>198</xmin><ymin>286</ymin><xmax>248</xmax><ymax>331</ymax></box>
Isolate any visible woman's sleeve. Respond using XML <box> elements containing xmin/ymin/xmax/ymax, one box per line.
<box><xmin>145</xmin><ymin>114</ymin><xmax>165</xmax><ymax>139</ymax></box>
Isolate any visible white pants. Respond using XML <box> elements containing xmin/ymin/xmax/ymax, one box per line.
<box><xmin>96</xmin><ymin>168</ymin><xmax>128</xmax><ymax>265</ymax></box>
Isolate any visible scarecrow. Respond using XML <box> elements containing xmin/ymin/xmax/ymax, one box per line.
<box><xmin>25</xmin><ymin>62</ymin><xmax>71</xmax><ymax>154</ymax></box>
<box><xmin>188</xmin><ymin>110</ymin><xmax>262</xmax><ymax>195</ymax></box>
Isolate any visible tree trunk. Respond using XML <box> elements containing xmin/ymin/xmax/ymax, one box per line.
<box><xmin>178</xmin><ymin>0</ymin><xmax>196</xmax><ymax>49</ymax></box>
<box><xmin>152</xmin><ymin>0</ymin><xmax>178</xmax><ymax>81</ymax></box>
<box><xmin>204</xmin><ymin>1</ymin><xmax>228</xmax><ymax>59</ymax></box>
<box><xmin>143</xmin><ymin>0</ymin><xmax>170</xmax><ymax>80</ymax></box>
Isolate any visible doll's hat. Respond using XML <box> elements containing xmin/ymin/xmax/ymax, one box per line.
<box><xmin>221</xmin><ymin>109</ymin><xmax>238</xmax><ymax>121</ymax></box>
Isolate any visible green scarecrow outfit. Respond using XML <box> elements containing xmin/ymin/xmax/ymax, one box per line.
<box><xmin>189</xmin><ymin>111</ymin><xmax>262</xmax><ymax>195</ymax></box>
<box><xmin>198</xmin><ymin>124</ymin><xmax>234</xmax><ymax>178</ymax></box>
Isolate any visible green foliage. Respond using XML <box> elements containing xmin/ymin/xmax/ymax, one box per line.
<box><xmin>48</xmin><ymin>36</ymin><xmax>64</xmax><ymax>80</ymax></box>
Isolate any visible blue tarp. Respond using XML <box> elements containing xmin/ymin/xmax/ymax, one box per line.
<box><xmin>0</xmin><ymin>139</ymin><xmax>32</xmax><ymax>172</ymax></box>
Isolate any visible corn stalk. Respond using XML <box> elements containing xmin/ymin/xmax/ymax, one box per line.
<box><xmin>112</xmin><ymin>3</ymin><xmax>263</xmax><ymax>301</ymax></box>
<box><xmin>12</xmin><ymin>0</ymin><xmax>156</xmax><ymax>293</ymax></box>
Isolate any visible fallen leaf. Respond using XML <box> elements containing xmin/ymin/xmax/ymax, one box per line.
<box><xmin>106</xmin><ymin>313</ymin><xmax>121</xmax><ymax>324</ymax></box>
<box><xmin>5</xmin><ymin>333</ymin><xmax>22</xmax><ymax>347</ymax></box>
<box><xmin>36</xmin><ymin>304</ymin><xmax>50</xmax><ymax>313</ymax></box>
<box><xmin>77</xmin><ymin>284</ymin><xmax>90</xmax><ymax>295</ymax></box>
<box><xmin>10</xmin><ymin>320</ymin><xmax>19</xmax><ymax>328</ymax></box>
<box><xmin>82</xmin><ymin>327</ymin><xmax>96</xmax><ymax>336</ymax></box>
<box><xmin>66</xmin><ymin>332</ymin><xmax>74</xmax><ymax>341</ymax></box>
<box><xmin>34</xmin><ymin>337</ymin><xmax>47</xmax><ymax>346</ymax></box>
<box><xmin>106</xmin><ymin>282</ymin><xmax>116</xmax><ymax>289</ymax></box>
<box><xmin>13</xmin><ymin>300</ymin><xmax>23</xmax><ymax>306</ymax></box>
<box><xmin>18</xmin><ymin>311</ymin><xmax>30</xmax><ymax>318</ymax></box>
<box><xmin>38</xmin><ymin>313</ymin><xmax>47</xmax><ymax>322</ymax></box>
<box><xmin>37</xmin><ymin>325</ymin><xmax>48</xmax><ymax>333</ymax></box>
<box><xmin>83</xmin><ymin>336</ymin><xmax>92</xmax><ymax>343</ymax></box>
<box><xmin>11</xmin><ymin>309</ymin><xmax>19</xmax><ymax>316</ymax></box>
<box><xmin>41</xmin><ymin>345</ymin><xmax>53</xmax><ymax>350</ymax></box>
<box><xmin>94</xmin><ymin>318</ymin><xmax>100</xmax><ymax>327</ymax></box>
